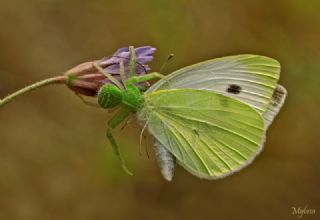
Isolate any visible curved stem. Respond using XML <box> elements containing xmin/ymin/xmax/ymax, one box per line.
<box><xmin>0</xmin><ymin>75</ymin><xmax>67</xmax><ymax>108</ymax></box>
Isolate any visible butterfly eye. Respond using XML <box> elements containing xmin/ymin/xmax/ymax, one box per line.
<box><xmin>226</xmin><ymin>84</ymin><xmax>242</xmax><ymax>94</ymax></box>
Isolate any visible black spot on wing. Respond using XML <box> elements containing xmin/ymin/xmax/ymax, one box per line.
<box><xmin>227</xmin><ymin>84</ymin><xmax>242</xmax><ymax>94</ymax></box>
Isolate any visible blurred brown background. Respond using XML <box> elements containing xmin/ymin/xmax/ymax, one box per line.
<box><xmin>0</xmin><ymin>0</ymin><xmax>319</xmax><ymax>219</ymax></box>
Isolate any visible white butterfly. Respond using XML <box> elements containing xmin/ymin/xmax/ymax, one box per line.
<box><xmin>142</xmin><ymin>55</ymin><xmax>287</xmax><ymax>181</ymax></box>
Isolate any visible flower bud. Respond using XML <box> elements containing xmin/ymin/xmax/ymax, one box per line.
<box><xmin>65</xmin><ymin>46</ymin><xmax>156</xmax><ymax>97</ymax></box>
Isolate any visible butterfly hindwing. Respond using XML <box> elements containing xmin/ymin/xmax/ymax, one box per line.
<box><xmin>141</xmin><ymin>89</ymin><xmax>265</xmax><ymax>179</ymax></box>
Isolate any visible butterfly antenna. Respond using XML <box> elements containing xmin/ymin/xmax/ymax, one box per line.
<box><xmin>139</xmin><ymin>120</ymin><xmax>149</xmax><ymax>156</ymax></box>
<box><xmin>159</xmin><ymin>53</ymin><xmax>174</xmax><ymax>88</ymax></box>
<box><xmin>159</xmin><ymin>53</ymin><xmax>174</xmax><ymax>73</ymax></box>
<box><xmin>144</xmin><ymin>133</ymin><xmax>150</xmax><ymax>158</ymax></box>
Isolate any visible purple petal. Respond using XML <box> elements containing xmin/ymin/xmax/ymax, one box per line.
<box><xmin>135</xmin><ymin>64</ymin><xmax>150</xmax><ymax>74</ymax></box>
<box><xmin>98</xmin><ymin>46</ymin><xmax>155</xmax><ymax>86</ymax></box>
<box><xmin>104</xmin><ymin>63</ymin><xmax>149</xmax><ymax>75</ymax></box>
<box><xmin>136</xmin><ymin>55</ymin><xmax>154</xmax><ymax>64</ymax></box>
<box><xmin>100</xmin><ymin>46</ymin><xmax>156</xmax><ymax>66</ymax></box>
<box><xmin>100</xmin><ymin>55</ymin><xmax>128</xmax><ymax>66</ymax></box>
<box><xmin>105</xmin><ymin>63</ymin><xmax>121</xmax><ymax>74</ymax></box>
<box><xmin>116</xmin><ymin>51</ymin><xmax>131</xmax><ymax>59</ymax></box>
<box><xmin>114</xmin><ymin>47</ymin><xmax>129</xmax><ymax>54</ymax></box>
<box><xmin>135</xmin><ymin>46</ymin><xmax>156</xmax><ymax>57</ymax></box>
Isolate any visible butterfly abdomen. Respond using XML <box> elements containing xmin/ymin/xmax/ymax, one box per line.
<box><xmin>154</xmin><ymin>140</ymin><xmax>176</xmax><ymax>181</ymax></box>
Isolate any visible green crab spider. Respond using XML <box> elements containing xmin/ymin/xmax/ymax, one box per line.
<box><xmin>95</xmin><ymin>46</ymin><xmax>165</xmax><ymax>175</ymax></box>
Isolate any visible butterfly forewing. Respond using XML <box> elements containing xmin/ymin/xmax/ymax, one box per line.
<box><xmin>263</xmin><ymin>85</ymin><xmax>287</xmax><ymax>128</ymax></box>
<box><xmin>141</xmin><ymin>89</ymin><xmax>265</xmax><ymax>179</ymax></box>
<box><xmin>146</xmin><ymin>55</ymin><xmax>280</xmax><ymax>114</ymax></box>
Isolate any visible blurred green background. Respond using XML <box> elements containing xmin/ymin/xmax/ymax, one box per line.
<box><xmin>0</xmin><ymin>0</ymin><xmax>319</xmax><ymax>219</ymax></box>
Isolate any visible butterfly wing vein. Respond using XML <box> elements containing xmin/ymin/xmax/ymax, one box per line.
<box><xmin>143</xmin><ymin>89</ymin><xmax>265</xmax><ymax>179</ymax></box>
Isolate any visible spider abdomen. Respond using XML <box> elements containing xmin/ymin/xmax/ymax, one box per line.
<box><xmin>98</xmin><ymin>84</ymin><xmax>123</xmax><ymax>109</ymax></box>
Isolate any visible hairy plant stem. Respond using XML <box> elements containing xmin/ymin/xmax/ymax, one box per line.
<box><xmin>0</xmin><ymin>75</ymin><xmax>67</xmax><ymax>108</ymax></box>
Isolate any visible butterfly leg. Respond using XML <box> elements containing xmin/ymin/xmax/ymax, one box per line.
<box><xmin>106</xmin><ymin>108</ymin><xmax>133</xmax><ymax>175</ymax></box>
